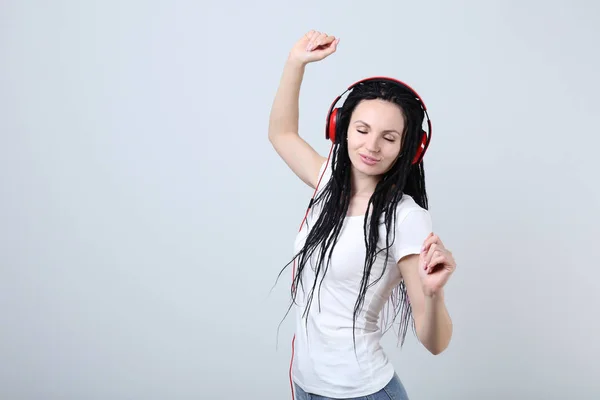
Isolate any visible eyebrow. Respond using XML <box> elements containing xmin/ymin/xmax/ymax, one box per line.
<box><xmin>354</xmin><ymin>120</ymin><xmax>401</xmax><ymax>135</ymax></box>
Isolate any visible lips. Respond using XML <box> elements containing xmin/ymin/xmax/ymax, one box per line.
<box><xmin>359</xmin><ymin>154</ymin><xmax>380</xmax><ymax>166</ymax></box>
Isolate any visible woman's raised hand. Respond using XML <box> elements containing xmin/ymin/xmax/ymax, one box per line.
<box><xmin>288</xmin><ymin>30</ymin><xmax>339</xmax><ymax>66</ymax></box>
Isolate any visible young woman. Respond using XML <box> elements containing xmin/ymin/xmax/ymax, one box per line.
<box><xmin>268</xmin><ymin>30</ymin><xmax>457</xmax><ymax>400</ymax></box>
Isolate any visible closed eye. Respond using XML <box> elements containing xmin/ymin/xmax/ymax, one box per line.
<box><xmin>356</xmin><ymin>127</ymin><xmax>397</xmax><ymax>142</ymax></box>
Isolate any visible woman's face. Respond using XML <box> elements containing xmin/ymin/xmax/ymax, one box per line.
<box><xmin>346</xmin><ymin>99</ymin><xmax>405</xmax><ymax>177</ymax></box>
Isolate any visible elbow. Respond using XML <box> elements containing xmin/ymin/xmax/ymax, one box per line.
<box><xmin>427</xmin><ymin>343</ymin><xmax>449</xmax><ymax>356</ymax></box>
<box><xmin>426</xmin><ymin>332</ymin><xmax>453</xmax><ymax>355</ymax></box>
<box><xmin>268</xmin><ymin>130</ymin><xmax>283</xmax><ymax>145</ymax></box>
<box><xmin>418</xmin><ymin>326</ymin><xmax>453</xmax><ymax>356</ymax></box>
<box><xmin>414</xmin><ymin>312</ymin><xmax>453</xmax><ymax>356</ymax></box>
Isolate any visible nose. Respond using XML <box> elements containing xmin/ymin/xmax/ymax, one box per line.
<box><xmin>365</xmin><ymin>134</ymin><xmax>381</xmax><ymax>153</ymax></box>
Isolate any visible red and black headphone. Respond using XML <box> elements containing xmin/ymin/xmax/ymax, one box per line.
<box><xmin>288</xmin><ymin>76</ymin><xmax>432</xmax><ymax>400</ymax></box>
<box><xmin>324</xmin><ymin>76</ymin><xmax>432</xmax><ymax>165</ymax></box>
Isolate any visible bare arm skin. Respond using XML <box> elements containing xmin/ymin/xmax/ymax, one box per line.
<box><xmin>268</xmin><ymin>60</ymin><xmax>325</xmax><ymax>188</ymax></box>
<box><xmin>397</xmin><ymin>233</ymin><xmax>456</xmax><ymax>355</ymax></box>
<box><xmin>268</xmin><ymin>30</ymin><xmax>339</xmax><ymax>188</ymax></box>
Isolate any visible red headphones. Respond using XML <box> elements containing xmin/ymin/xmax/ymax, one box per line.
<box><xmin>325</xmin><ymin>76</ymin><xmax>432</xmax><ymax>165</ymax></box>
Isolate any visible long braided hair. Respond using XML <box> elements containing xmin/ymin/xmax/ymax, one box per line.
<box><xmin>279</xmin><ymin>79</ymin><xmax>429</xmax><ymax>348</ymax></box>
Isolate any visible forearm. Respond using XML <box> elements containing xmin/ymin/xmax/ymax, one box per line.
<box><xmin>268</xmin><ymin>58</ymin><xmax>306</xmax><ymax>141</ymax></box>
<box><xmin>416</xmin><ymin>290</ymin><xmax>453</xmax><ymax>355</ymax></box>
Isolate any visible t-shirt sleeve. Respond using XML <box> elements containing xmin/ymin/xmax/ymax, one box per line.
<box><xmin>392</xmin><ymin>208</ymin><xmax>433</xmax><ymax>264</ymax></box>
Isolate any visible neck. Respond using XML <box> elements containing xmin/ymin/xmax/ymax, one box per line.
<box><xmin>350</xmin><ymin>167</ymin><xmax>380</xmax><ymax>197</ymax></box>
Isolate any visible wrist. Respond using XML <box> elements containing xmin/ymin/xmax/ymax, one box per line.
<box><xmin>285</xmin><ymin>56</ymin><xmax>307</xmax><ymax>70</ymax></box>
<box><xmin>424</xmin><ymin>288</ymin><xmax>445</xmax><ymax>301</ymax></box>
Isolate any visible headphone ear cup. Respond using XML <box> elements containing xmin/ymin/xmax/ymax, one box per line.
<box><xmin>327</xmin><ymin>108</ymin><xmax>340</xmax><ymax>143</ymax></box>
<box><xmin>411</xmin><ymin>130</ymin><xmax>428</xmax><ymax>164</ymax></box>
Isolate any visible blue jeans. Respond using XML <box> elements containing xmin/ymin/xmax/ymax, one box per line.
<box><xmin>294</xmin><ymin>373</ymin><xmax>410</xmax><ymax>400</ymax></box>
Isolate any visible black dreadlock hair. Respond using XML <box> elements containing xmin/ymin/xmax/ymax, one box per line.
<box><xmin>278</xmin><ymin>79</ymin><xmax>429</xmax><ymax>350</ymax></box>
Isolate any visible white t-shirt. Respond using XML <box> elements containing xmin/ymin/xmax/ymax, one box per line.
<box><xmin>291</xmin><ymin>160</ymin><xmax>433</xmax><ymax>398</ymax></box>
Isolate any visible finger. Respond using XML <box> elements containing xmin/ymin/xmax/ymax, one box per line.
<box><xmin>306</xmin><ymin>31</ymin><xmax>321</xmax><ymax>50</ymax></box>
<box><xmin>329</xmin><ymin>37</ymin><xmax>340</xmax><ymax>53</ymax></box>
<box><xmin>309</xmin><ymin>32</ymin><xmax>330</xmax><ymax>51</ymax></box>
<box><xmin>436</xmin><ymin>236</ymin><xmax>445</xmax><ymax>248</ymax></box>
<box><xmin>316</xmin><ymin>34</ymin><xmax>335</xmax><ymax>49</ymax></box>
<box><xmin>317</xmin><ymin>38</ymin><xmax>340</xmax><ymax>56</ymax></box>
<box><xmin>318</xmin><ymin>36</ymin><xmax>338</xmax><ymax>55</ymax></box>
<box><xmin>421</xmin><ymin>232</ymin><xmax>434</xmax><ymax>252</ymax></box>
<box><xmin>302</xmin><ymin>30</ymin><xmax>316</xmax><ymax>48</ymax></box>
<box><xmin>426</xmin><ymin>249</ymin><xmax>446</xmax><ymax>270</ymax></box>
<box><xmin>424</xmin><ymin>243</ymin><xmax>438</xmax><ymax>269</ymax></box>
<box><xmin>305</xmin><ymin>30</ymin><xmax>320</xmax><ymax>50</ymax></box>
<box><xmin>432</xmin><ymin>233</ymin><xmax>445</xmax><ymax>249</ymax></box>
<box><xmin>445</xmin><ymin>252</ymin><xmax>456</xmax><ymax>270</ymax></box>
<box><xmin>427</xmin><ymin>249</ymin><xmax>448</xmax><ymax>273</ymax></box>
<box><xmin>314</xmin><ymin>32</ymin><xmax>328</xmax><ymax>47</ymax></box>
<box><xmin>426</xmin><ymin>254</ymin><xmax>447</xmax><ymax>274</ymax></box>
<box><xmin>424</xmin><ymin>233</ymin><xmax>444</xmax><ymax>253</ymax></box>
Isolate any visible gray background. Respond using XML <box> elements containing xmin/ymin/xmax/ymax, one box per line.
<box><xmin>1</xmin><ymin>0</ymin><xmax>599</xmax><ymax>399</ymax></box>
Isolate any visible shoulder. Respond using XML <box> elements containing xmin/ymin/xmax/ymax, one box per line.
<box><xmin>394</xmin><ymin>194</ymin><xmax>431</xmax><ymax>226</ymax></box>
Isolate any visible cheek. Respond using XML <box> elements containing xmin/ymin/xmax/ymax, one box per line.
<box><xmin>383</xmin><ymin>143</ymin><xmax>401</xmax><ymax>159</ymax></box>
<box><xmin>347</xmin><ymin>134</ymin><xmax>362</xmax><ymax>149</ymax></box>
